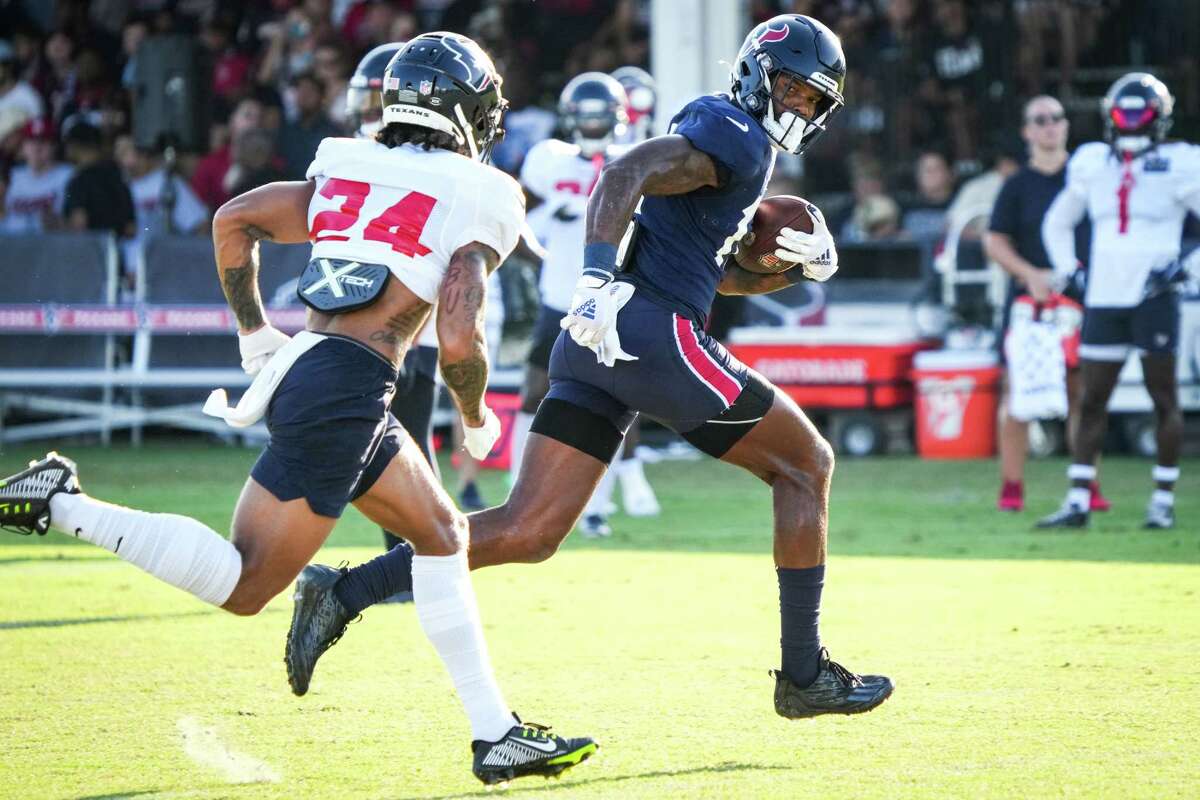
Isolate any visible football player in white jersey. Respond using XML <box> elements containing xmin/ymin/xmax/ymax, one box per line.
<box><xmin>0</xmin><ymin>34</ymin><xmax>597</xmax><ymax>785</ymax></box>
<box><xmin>1038</xmin><ymin>73</ymin><xmax>1200</xmax><ymax>530</ymax></box>
<box><xmin>0</xmin><ymin>118</ymin><xmax>73</xmax><ymax>233</ymax></box>
<box><xmin>512</xmin><ymin>71</ymin><xmax>660</xmax><ymax>537</ymax></box>
<box><xmin>612</xmin><ymin>65</ymin><xmax>656</xmax><ymax>145</ymax></box>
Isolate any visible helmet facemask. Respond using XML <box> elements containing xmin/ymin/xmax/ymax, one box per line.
<box><xmin>348</xmin><ymin>84</ymin><xmax>384</xmax><ymax>137</ymax></box>
<box><xmin>759</xmin><ymin>59</ymin><xmax>843</xmax><ymax>155</ymax></box>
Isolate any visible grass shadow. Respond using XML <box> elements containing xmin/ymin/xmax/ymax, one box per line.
<box><xmin>390</xmin><ymin>761</ymin><xmax>790</xmax><ymax>800</ymax></box>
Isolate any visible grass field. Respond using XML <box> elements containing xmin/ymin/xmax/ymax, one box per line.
<box><xmin>1</xmin><ymin>443</ymin><xmax>1197</xmax><ymax>799</ymax></box>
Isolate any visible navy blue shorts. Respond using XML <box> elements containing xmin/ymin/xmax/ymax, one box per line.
<box><xmin>527</xmin><ymin>304</ymin><xmax>566</xmax><ymax>370</ymax></box>
<box><xmin>547</xmin><ymin>292</ymin><xmax>751</xmax><ymax>434</ymax></box>
<box><xmin>1080</xmin><ymin>291</ymin><xmax>1180</xmax><ymax>362</ymax></box>
<box><xmin>251</xmin><ymin>335</ymin><xmax>404</xmax><ymax>518</ymax></box>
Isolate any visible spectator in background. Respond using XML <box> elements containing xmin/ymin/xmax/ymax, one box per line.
<box><xmin>901</xmin><ymin>149</ymin><xmax>955</xmax><ymax>241</ymax></box>
<box><xmin>279</xmin><ymin>71</ymin><xmax>339</xmax><ymax>179</ymax></box>
<box><xmin>62</xmin><ymin>120</ymin><xmax>134</xmax><ymax>237</ymax></box>
<box><xmin>984</xmin><ymin>94</ymin><xmax>1100</xmax><ymax>514</ymax></box>
<box><xmin>202</xmin><ymin>16</ymin><xmax>253</xmax><ymax>107</ymax></box>
<box><xmin>924</xmin><ymin>0</ymin><xmax>991</xmax><ymax>166</ymax></box>
<box><xmin>256</xmin><ymin>0</ymin><xmax>333</xmax><ymax>94</ymax></box>
<box><xmin>850</xmin><ymin>194</ymin><xmax>902</xmax><ymax>242</ymax></box>
<box><xmin>118</xmin><ymin>15</ymin><xmax>148</xmax><ymax>92</ymax></box>
<box><xmin>115</xmin><ymin>134</ymin><xmax>208</xmax><ymax>238</ymax></box>
<box><xmin>191</xmin><ymin>96</ymin><xmax>263</xmax><ymax>211</ymax></box>
<box><xmin>945</xmin><ymin>142</ymin><xmax>1023</xmax><ymax>235</ymax></box>
<box><xmin>312</xmin><ymin>41</ymin><xmax>352</xmax><ymax>130</ymax></box>
<box><xmin>31</xmin><ymin>30</ymin><xmax>76</xmax><ymax>125</ymax></box>
<box><xmin>0</xmin><ymin>118</ymin><xmax>72</xmax><ymax>234</ymax></box>
<box><xmin>223</xmin><ymin>128</ymin><xmax>284</xmax><ymax>199</ymax></box>
<box><xmin>0</xmin><ymin>39</ymin><xmax>44</xmax><ymax>124</ymax></box>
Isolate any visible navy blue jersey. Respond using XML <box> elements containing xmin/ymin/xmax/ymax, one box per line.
<box><xmin>623</xmin><ymin>94</ymin><xmax>774</xmax><ymax>322</ymax></box>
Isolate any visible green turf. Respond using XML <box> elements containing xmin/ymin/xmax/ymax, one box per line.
<box><xmin>1</xmin><ymin>443</ymin><xmax>1197</xmax><ymax>799</ymax></box>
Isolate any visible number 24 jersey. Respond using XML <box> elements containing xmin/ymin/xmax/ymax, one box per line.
<box><xmin>304</xmin><ymin>137</ymin><xmax>525</xmax><ymax>303</ymax></box>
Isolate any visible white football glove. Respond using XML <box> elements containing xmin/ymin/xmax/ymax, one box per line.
<box><xmin>774</xmin><ymin>205</ymin><xmax>839</xmax><ymax>282</ymax></box>
<box><xmin>238</xmin><ymin>325</ymin><xmax>291</xmax><ymax>376</ymax></box>
<box><xmin>561</xmin><ymin>277</ymin><xmax>636</xmax><ymax>349</ymax></box>
<box><xmin>593</xmin><ymin>322</ymin><xmax>639</xmax><ymax>368</ymax></box>
<box><xmin>462</xmin><ymin>407</ymin><xmax>502</xmax><ymax>460</ymax></box>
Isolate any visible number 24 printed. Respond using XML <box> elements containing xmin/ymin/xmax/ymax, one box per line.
<box><xmin>309</xmin><ymin>178</ymin><xmax>435</xmax><ymax>257</ymax></box>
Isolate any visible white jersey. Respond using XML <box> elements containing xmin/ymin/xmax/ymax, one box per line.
<box><xmin>305</xmin><ymin>138</ymin><xmax>524</xmax><ymax>304</ymax></box>
<box><xmin>520</xmin><ymin>138</ymin><xmax>627</xmax><ymax>311</ymax></box>
<box><xmin>129</xmin><ymin>168</ymin><xmax>209</xmax><ymax>236</ymax></box>
<box><xmin>1</xmin><ymin>163</ymin><xmax>73</xmax><ymax>233</ymax></box>
<box><xmin>1043</xmin><ymin>140</ymin><xmax>1200</xmax><ymax>308</ymax></box>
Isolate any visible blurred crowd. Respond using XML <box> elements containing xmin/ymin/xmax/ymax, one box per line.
<box><xmin>0</xmin><ymin>0</ymin><xmax>650</xmax><ymax>245</ymax></box>
<box><xmin>1</xmin><ymin>1</ymin><xmax>1196</xmax><ymax>273</ymax></box>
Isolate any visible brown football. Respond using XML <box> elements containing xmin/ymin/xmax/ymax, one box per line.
<box><xmin>738</xmin><ymin>195</ymin><xmax>816</xmax><ymax>274</ymax></box>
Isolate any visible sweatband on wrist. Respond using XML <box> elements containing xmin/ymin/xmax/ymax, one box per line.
<box><xmin>583</xmin><ymin>242</ymin><xmax>618</xmax><ymax>279</ymax></box>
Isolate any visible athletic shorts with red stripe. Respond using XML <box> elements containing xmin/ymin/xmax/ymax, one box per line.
<box><xmin>545</xmin><ymin>290</ymin><xmax>773</xmax><ymax>458</ymax></box>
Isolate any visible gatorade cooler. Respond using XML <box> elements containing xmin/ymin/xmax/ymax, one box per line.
<box><xmin>912</xmin><ymin>350</ymin><xmax>1001</xmax><ymax>459</ymax></box>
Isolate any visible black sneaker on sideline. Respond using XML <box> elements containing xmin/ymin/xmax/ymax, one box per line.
<box><xmin>285</xmin><ymin>564</ymin><xmax>356</xmax><ymax>696</ymax></box>
<box><xmin>472</xmin><ymin>718</ymin><xmax>597</xmax><ymax>786</ymax></box>
<box><xmin>459</xmin><ymin>481</ymin><xmax>486</xmax><ymax>511</ymax></box>
<box><xmin>0</xmin><ymin>452</ymin><xmax>80</xmax><ymax>536</ymax></box>
<box><xmin>1035</xmin><ymin>503</ymin><xmax>1089</xmax><ymax>529</ymax></box>
<box><xmin>772</xmin><ymin>648</ymin><xmax>894</xmax><ymax>719</ymax></box>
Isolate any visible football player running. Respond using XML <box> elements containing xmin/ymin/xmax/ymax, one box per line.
<box><xmin>0</xmin><ymin>33</ymin><xmax>597</xmax><ymax>785</ymax></box>
<box><xmin>512</xmin><ymin>71</ymin><xmax>659</xmax><ymax>539</ymax></box>
<box><xmin>300</xmin><ymin>15</ymin><xmax>893</xmax><ymax>720</ymax></box>
<box><xmin>1037</xmin><ymin>73</ymin><xmax>1200</xmax><ymax>531</ymax></box>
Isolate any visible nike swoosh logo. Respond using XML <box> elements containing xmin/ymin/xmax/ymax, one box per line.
<box><xmin>515</xmin><ymin>737</ymin><xmax>559</xmax><ymax>753</ymax></box>
<box><xmin>725</xmin><ymin>116</ymin><xmax>749</xmax><ymax>132</ymax></box>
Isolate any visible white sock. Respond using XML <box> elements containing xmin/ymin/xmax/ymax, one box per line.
<box><xmin>412</xmin><ymin>551</ymin><xmax>515</xmax><ymax>743</ymax></box>
<box><xmin>49</xmin><ymin>493</ymin><xmax>241</xmax><ymax>606</ymax></box>
<box><xmin>584</xmin><ymin>468</ymin><xmax>616</xmax><ymax>516</ymax></box>
<box><xmin>509</xmin><ymin>412</ymin><xmax>534</xmax><ymax>486</ymax></box>
<box><xmin>1151</xmin><ymin>489</ymin><xmax>1175</xmax><ymax>507</ymax></box>
<box><xmin>1067</xmin><ymin>486</ymin><xmax>1091</xmax><ymax>511</ymax></box>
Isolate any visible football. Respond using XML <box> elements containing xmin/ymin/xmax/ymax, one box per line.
<box><xmin>738</xmin><ymin>195</ymin><xmax>816</xmax><ymax>274</ymax></box>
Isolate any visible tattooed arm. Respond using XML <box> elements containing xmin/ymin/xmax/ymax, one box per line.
<box><xmin>437</xmin><ymin>242</ymin><xmax>500</xmax><ymax>426</ymax></box>
<box><xmin>213</xmin><ymin>181</ymin><xmax>315</xmax><ymax>332</ymax></box>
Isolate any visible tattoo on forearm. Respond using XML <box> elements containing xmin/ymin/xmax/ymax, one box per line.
<box><xmin>221</xmin><ymin>265</ymin><xmax>266</xmax><ymax>330</ymax></box>
<box><xmin>441</xmin><ymin>350</ymin><xmax>488</xmax><ymax>422</ymax></box>
<box><xmin>367</xmin><ymin>304</ymin><xmax>431</xmax><ymax>346</ymax></box>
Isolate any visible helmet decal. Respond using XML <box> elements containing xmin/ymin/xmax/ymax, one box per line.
<box><xmin>757</xmin><ymin>24</ymin><xmax>790</xmax><ymax>46</ymax></box>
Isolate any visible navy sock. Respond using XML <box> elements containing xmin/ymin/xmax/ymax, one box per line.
<box><xmin>778</xmin><ymin>565</ymin><xmax>824</xmax><ymax>688</ymax></box>
<box><xmin>334</xmin><ymin>540</ymin><xmax>414</xmax><ymax>615</ymax></box>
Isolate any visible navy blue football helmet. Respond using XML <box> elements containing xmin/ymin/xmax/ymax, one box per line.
<box><xmin>348</xmin><ymin>42</ymin><xmax>404</xmax><ymax>138</ymax></box>
<box><xmin>558</xmin><ymin>72</ymin><xmax>629</xmax><ymax>157</ymax></box>
<box><xmin>731</xmin><ymin>14</ymin><xmax>846</xmax><ymax>155</ymax></box>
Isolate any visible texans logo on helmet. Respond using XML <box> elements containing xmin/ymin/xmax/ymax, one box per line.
<box><xmin>756</xmin><ymin>24</ymin><xmax>790</xmax><ymax>46</ymax></box>
<box><xmin>442</xmin><ymin>37</ymin><xmax>493</xmax><ymax>92</ymax></box>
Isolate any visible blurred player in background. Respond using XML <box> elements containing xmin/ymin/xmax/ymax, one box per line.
<box><xmin>306</xmin><ymin>14</ymin><xmax>893</xmax><ymax>721</ymax></box>
<box><xmin>612</xmin><ymin>65</ymin><xmax>656</xmax><ymax>145</ymax></box>
<box><xmin>985</xmin><ymin>95</ymin><xmax>1108</xmax><ymax>513</ymax></box>
<box><xmin>0</xmin><ymin>34</ymin><xmax>596</xmax><ymax>785</ymax></box>
<box><xmin>1038</xmin><ymin>73</ymin><xmax>1200</xmax><ymax>531</ymax></box>
<box><xmin>513</xmin><ymin>71</ymin><xmax>659</xmax><ymax>540</ymax></box>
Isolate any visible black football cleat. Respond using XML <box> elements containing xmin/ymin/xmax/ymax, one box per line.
<box><xmin>472</xmin><ymin>718</ymin><xmax>597</xmax><ymax>786</ymax></box>
<box><xmin>1035</xmin><ymin>503</ymin><xmax>1089</xmax><ymax>529</ymax></box>
<box><xmin>772</xmin><ymin>648</ymin><xmax>894</xmax><ymax>719</ymax></box>
<box><xmin>285</xmin><ymin>564</ymin><xmax>357</xmax><ymax>696</ymax></box>
<box><xmin>0</xmin><ymin>451</ymin><xmax>80</xmax><ymax>536</ymax></box>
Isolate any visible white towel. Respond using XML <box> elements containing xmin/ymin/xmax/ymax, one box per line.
<box><xmin>1005</xmin><ymin>316</ymin><xmax>1067</xmax><ymax>422</ymax></box>
<box><xmin>203</xmin><ymin>330</ymin><xmax>328</xmax><ymax>428</ymax></box>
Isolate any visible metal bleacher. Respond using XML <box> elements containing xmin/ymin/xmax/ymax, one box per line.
<box><xmin>0</xmin><ymin>232</ymin><xmax>120</xmax><ymax>443</ymax></box>
<box><xmin>0</xmin><ymin>233</ymin><xmax>309</xmax><ymax>444</ymax></box>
